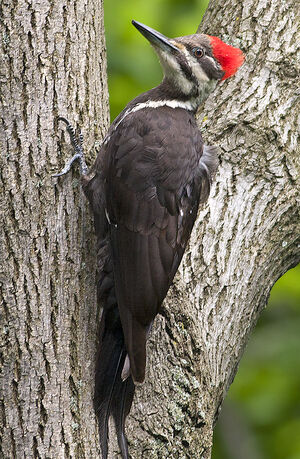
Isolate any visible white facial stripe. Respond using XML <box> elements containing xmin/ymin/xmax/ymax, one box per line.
<box><xmin>157</xmin><ymin>48</ymin><xmax>194</xmax><ymax>95</ymax></box>
<box><xmin>158</xmin><ymin>49</ymin><xmax>181</xmax><ymax>74</ymax></box>
<box><xmin>182</xmin><ymin>48</ymin><xmax>210</xmax><ymax>83</ymax></box>
<box><xmin>205</xmin><ymin>55</ymin><xmax>218</xmax><ymax>67</ymax></box>
<box><xmin>180</xmin><ymin>48</ymin><xmax>218</xmax><ymax>104</ymax></box>
<box><xmin>174</xmin><ymin>68</ymin><xmax>194</xmax><ymax>94</ymax></box>
<box><xmin>191</xmin><ymin>61</ymin><xmax>210</xmax><ymax>83</ymax></box>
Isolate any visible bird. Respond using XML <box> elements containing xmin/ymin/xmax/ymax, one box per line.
<box><xmin>55</xmin><ymin>20</ymin><xmax>244</xmax><ymax>459</ymax></box>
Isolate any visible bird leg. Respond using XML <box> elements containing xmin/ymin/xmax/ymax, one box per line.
<box><xmin>53</xmin><ymin>117</ymin><xmax>88</xmax><ymax>177</ymax></box>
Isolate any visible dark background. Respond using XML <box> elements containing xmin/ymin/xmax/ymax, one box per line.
<box><xmin>103</xmin><ymin>1</ymin><xmax>300</xmax><ymax>457</ymax></box>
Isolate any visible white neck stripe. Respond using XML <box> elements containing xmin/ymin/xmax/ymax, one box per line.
<box><xmin>130</xmin><ymin>99</ymin><xmax>195</xmax><ymax>113</ymax></box>
<box><xmin>103</xmin><ymin>99</ymin><xmax>195</xmax><ymax>145</ymax></box>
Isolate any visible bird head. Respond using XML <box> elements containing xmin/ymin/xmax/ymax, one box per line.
<box><xmin>132</xmin><ymin>20</ymin><xmax>244</xmax><ymax>105</ymax></box>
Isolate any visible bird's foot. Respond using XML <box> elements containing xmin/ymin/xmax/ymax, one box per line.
<box><xmin>53</xmin><ymin>117</ymin><xmax>88</xmax><ymax>177</ymax></box>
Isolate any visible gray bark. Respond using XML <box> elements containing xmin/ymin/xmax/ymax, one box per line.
<box><xmin>1</xmin><ymin>0</ymin><xmax>299</xmax><ymax>458</ymax></box>
<box><xmin>0</xmin><ymin>0</ymin><xmax>109</xmax><ymax>457</ymax></box>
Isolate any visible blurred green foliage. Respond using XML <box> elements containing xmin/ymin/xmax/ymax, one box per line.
<box><xmin>103</xmin><ymin>2</ymin><xmax>300</xmax><ymax>457</ymax></box>
<box><xmin>213</xmin><ymin>265</ymin><xmax>300</xmax><ymax>459</ymax></box>
<box><xmin>213</xmin><ymin>266</ymin><xmax>300</xmax><ymax>459</ymax></box>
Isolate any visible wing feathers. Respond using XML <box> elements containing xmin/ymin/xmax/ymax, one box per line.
<box><xmin>104</xmin><ymin>108</ymin><xmax>219</xmax><ymax>384</ymax></box>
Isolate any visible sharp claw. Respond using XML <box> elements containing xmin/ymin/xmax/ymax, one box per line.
<box><xmin>52</xmin><ymin>153</ymin><xmax>82</xmax><ymax>177</ymax></box>
<box><xmin>54</xmin><ymin>117</ymin><xmax>88</xmax><ymax>177</ymax></box>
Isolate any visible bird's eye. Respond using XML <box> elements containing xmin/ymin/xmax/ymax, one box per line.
<box><xmin>193</xmin><ymin>47</ymin><xmax>204</xmax><ymax>58</ymax></box>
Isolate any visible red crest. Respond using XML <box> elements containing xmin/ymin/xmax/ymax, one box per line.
<box><xmin>208</xmin><ymin>36</ymin><xmax>245</xmax><ymax>80</ymax></box>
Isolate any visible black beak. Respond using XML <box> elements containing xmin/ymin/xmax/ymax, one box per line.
<box><xmin>132</xmin><ymin>20</ymin><xmax>178</xmax><ymax>53</ymax></box>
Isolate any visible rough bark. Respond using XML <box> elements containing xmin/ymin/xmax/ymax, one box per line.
<box><xmin>1</xmin><ymin>0</ymin><xmax>299</xmax><ymax>459</ymax></box>
<box><xmin>0</xmin><ymin>0</ymin><xmax>109</xmax><ymax>457</ymax></box>
<box><xmin>126</xmin><ymin>0</ymin><xmax>300</xmax><ymax>458</ymax></box>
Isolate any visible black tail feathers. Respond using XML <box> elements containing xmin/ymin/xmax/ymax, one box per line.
<box><xmin>94</xmin><ymin>307</ymin><xmax>135</xmax><ymax>459</ymax></box>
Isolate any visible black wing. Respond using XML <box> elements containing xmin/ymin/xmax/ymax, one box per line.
<box><xmin>104</xmin><ymin>107</ymin><xmax>217</xmax><ymax>383</ymax></box>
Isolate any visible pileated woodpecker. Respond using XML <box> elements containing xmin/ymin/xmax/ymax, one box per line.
<box><xmin>55</xmin><ymin>20</ymin><xmax>244</xmax><ymax>459</ymax></box>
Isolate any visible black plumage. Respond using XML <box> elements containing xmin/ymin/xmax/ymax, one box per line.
<box><xmin>83</xmin><ymin>102</ymin><xmax>218</xmax><ymax>456</ymax></box>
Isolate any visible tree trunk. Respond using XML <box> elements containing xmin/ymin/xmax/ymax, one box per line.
<box><xmin>0</xmin><ymin>0</ymin><xmax>109</xmax><ymax>457</ymax></box>
<box><xmin>1</xmin><ymin>0</ymin><xmax>299</xmax><ymax>459</ymax></box>
<box><xmin>126</xmin><ymin>1</ymin><xmax>300</xmax><ymax>458</ymax></box>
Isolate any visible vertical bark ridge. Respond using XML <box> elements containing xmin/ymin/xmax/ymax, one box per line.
<box><xmin>0</xmin><ymin>0</ymin><xmax>109</xmax><ymax>457</ymax></box>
